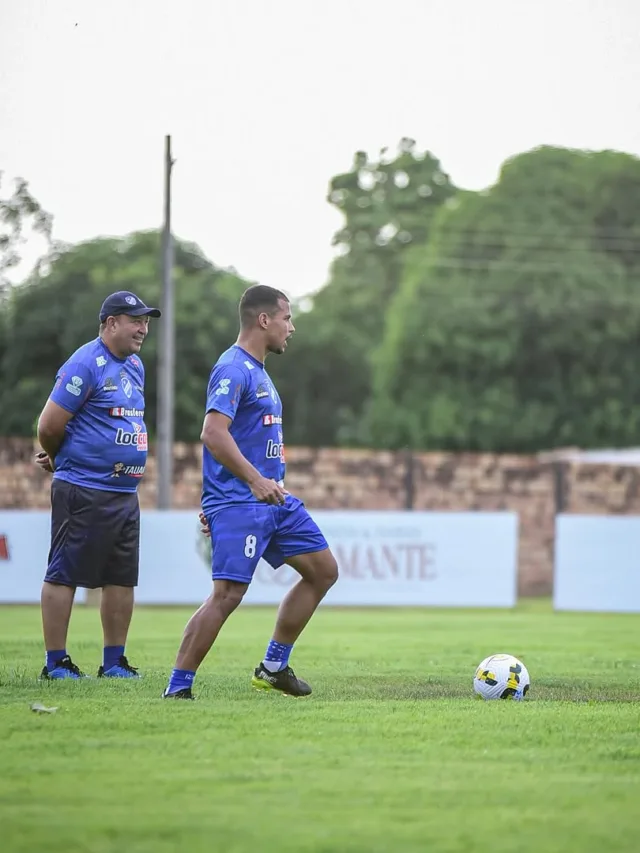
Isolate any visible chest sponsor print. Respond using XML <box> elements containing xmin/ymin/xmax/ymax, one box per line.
<box><xmin>114</xmin><ymin>422</ymin><xmax>147</xmax><ymax>451</ymax></box>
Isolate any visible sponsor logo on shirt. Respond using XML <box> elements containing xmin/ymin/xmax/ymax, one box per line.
<box><xmin>244</xmin><ymin>360</ymin><xmax>255</xmax><ymax>370</ymax></box>
<box><xmin>103</xmin><ymin>378</ymin><xmax>118</xmax><ymax>392</ymax></box>
<box><xmin>112</xmin><ymin>462</ymin><xmax>146</xmax><ymax>478</ymax></box>
<box><xmin>256</xmin><ymin>383</ymin><xmax>269</xmax><ymax>399</ymax></box>
<box><xmin>96</xmin><ymin>356</ymin><xmax>107</xmax><ymax>367</ymax></box>
<box><xmin>109</xmin><ymin>407</ymin><xmax>145</xmax><ymax>418</ymax></box>
<box><xmin>214</xmin><ymin>378</ymin><xmax>231</xmax><ymax>396</ymax></box>
<box><xmin>65</xmin><ymin>376</ymin><xmax>83</xmax><ymax>397</ymax></box>
<box><xmin>115</xmin><ymin>422</ymin><xmax>147</xmax><ymax>451</ymax></box>
<box><xmin>262</xmin><ymin>414</ymin><xmax>283</xmax><ymax>426</ymax></box>
<box><xmin>120</xmin><ymin>370</ymin><xmax>133</xmax><ymax>399</ymax></box>
<box><xmin>266</xmin><ymin>439</ymin><xmax>285</xmax><ymax>462</ymax></box>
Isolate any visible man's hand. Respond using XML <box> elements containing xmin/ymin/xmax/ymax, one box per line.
<box><xmin>249</xmin><ymin>476</ymin><xmax>288</xmax><ymax>506</ymax></box>
<box><xmin>35</xmin><ymin>450</ymin><xmax>55</xmax><ymax>474</ymax></box>
<box><xmin>198</xmin><ymin>510</ymin><xmax>210</xmax><ymax>538</ymax></box>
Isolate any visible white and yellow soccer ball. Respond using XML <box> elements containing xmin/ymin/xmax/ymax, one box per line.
<box><xmin>474</xmin><ymin>654</ymin><xmax>530</xmax><ymax>701</ymax></box>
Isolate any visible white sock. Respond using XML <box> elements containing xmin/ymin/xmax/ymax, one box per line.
<box><xmin>262</xmin><ymin>659</ymin><xmax>287</xmax><ymax>673</ymax></box>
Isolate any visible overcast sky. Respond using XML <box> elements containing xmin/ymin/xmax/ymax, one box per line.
<box><xmin>1</xmin><ymin>0</ymin><xmax>639</xmax><ymax>298</ymax></box>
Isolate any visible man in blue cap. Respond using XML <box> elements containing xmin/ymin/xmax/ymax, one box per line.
<box><xmin>35</xmin><ymin>291</ymin><xmax>161</xmax><ymax>679</ymax></box>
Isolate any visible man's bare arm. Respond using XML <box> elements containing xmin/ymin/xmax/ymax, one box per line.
<box><xmin>201</xmin><ymin>411</ymin><xmax>286</xmax><ymax>505</ymax></box>
<box><xmin>37</xmin><ymin>399</ymin><xmax>74</xmax><ymax>461</ymax></box>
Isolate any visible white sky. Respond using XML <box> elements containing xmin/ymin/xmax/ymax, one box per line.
<box><xmin>1</xmin><ymin>0</ymin><xmax>639</xmax><ymax>298</ymax></box>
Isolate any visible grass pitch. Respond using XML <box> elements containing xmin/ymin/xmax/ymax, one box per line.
<box><xmin>1</xmin><ymin>601</ymin><xmax>639</xmax><ymax>853</ymax></box>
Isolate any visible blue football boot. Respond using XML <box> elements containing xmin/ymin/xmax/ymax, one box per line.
<box><xmin>40</xmin><ymin>655</ymin><xmax>88</xmax><ymax>680</ymax></box>
<box><xmin>97</xmin><ymin>654</ymin><xmax>141</xmax><ymax>678</ymax></box>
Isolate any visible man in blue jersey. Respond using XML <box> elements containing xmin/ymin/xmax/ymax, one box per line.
<box><xmin>35</xmin><ymin>290</ymin><xmax>160</xmax><ymax>680</ymax></box>
<box><xmin>163</xmin><ymin>285</ymin><xmax>339</xmax><ymax>699</ymax></box>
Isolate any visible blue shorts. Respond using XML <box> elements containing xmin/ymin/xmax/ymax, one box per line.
<box><xmin>206</xmin><ymin>495</ymin><xmax>328</xmax><ymax>584</ymax></box>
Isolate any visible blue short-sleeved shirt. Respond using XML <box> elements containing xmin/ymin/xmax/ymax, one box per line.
<box><xmin>201</xmin><ymin>345</ymin><xmax>284</xmax><ymax>512</ymax></box>
<box><xmin>49</xmin><ymin>337</ymin><xmax>147</xmax><ymax>492</ymax></box>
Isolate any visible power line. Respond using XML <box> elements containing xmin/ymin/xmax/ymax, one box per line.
<box><xmin>425</xmin><ymin>237</ymin><xmax>640</xmax><ymax>253</ymax></box>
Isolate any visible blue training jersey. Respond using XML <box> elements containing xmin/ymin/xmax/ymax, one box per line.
<box><xmin>48</xmin><ymin>338</ymin><xmax>147</xmax><ymax>492</ymax></box>
<box><xmin>201</xmin><ymin>345</ymin><xmax>285</xmax><ymax>512</ymax></box>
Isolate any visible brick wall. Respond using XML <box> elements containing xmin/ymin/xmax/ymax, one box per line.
<box><xmin>2</xmin><ymin>439</ymin><xmax>639</xmax><ymax>596</ymax></box>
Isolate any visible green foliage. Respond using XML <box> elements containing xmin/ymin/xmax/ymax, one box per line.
<box><xmin>3</xmin><ymin>143</ymin><xmax>640</xmax><ymax>453</ymax></box>
<box><xmin>0</xmin><ymin>231</ymin><xmax>249</xmax><ymax>440</ymax></box>
<box><xmin>0</xmin><ymin>173</ymin><xmax>53</xmax><ymax>294</ymax></box>
<box><xmin>369</xmin><ymin>146</ymin><xmax>640</xmax><ymax>451</ymax></box>
<box><xmin>329</xmin><ymin>137</ymin><xmax>456</xmax><ymax>260</ymax></box>
<box><xmin>271</xmin><ymin>139</ymin><xmax>456</xmax><ymax>446</ymax></box>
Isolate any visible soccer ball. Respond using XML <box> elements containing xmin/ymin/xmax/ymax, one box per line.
<box><xmin>473</xmin><ymin>654</ymin><xmax>530</xmax><ymax>701</ymax></box>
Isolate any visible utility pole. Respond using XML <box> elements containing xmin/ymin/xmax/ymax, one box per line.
<box><xmin>157</xmin><ymin>135</ymin><xmax>175</xmax><ymax>508</ymax></box>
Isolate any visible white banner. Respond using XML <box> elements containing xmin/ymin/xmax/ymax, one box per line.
<box><xmin>0</xmin><ymin>511</ymin><xmax>87</xmax><ymax>603</ymax></box>
<box><xmin>554</xmin><ymin>514</ymin><xmax>640</xmax><ymax>613</ymax></box>
<box><xmin>0</xmin><ymin>509</ymin><xmax>518</xmax><ymax>608</ymax></box>
<box><xmin>137</xmin><ymin>509</ymin><xmax>519</xmax><ymax>608</ymax></box>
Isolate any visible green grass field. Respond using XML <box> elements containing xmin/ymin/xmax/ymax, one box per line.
<box><xmin>1</xmin><ymin>601</ymin><xmax>639</xmax><ymax>853</ymax></box>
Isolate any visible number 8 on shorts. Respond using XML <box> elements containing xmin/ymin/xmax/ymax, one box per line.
<box><xmin>244</xmin><ymin>535</ymin><xmax>257</xmax><ymax>558</ymax></box>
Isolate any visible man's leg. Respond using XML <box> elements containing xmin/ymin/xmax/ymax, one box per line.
<box><xmin>271</xmin><ymin>549</ymin><xmax>339</xmax><ymax>645</ymax></box>
<box><xmin>252</xmin><ymin>498</ymin><xmax>338</xmax><ymax>696</ymax></box>
<box><xmin>97</xmin><ymin>492</ymin><xmax>141</xmax><ymax>678</ymax></box>
<box><xmin>252</xmin><ymin>549</ymin><xmax>338</xmax><ymax>696</ymax></box>
<box><xmin>176</xmin><ymin>580</ymin><xmax>247</xmax><ymax>670</ymax></box>
<box><xmin>41</xmin><ymin>481</ymin><xmax>102</xmax><ymax>679</ymax></box>
<box><xmin>163</xmin><ymin>580</ymin><xmax>248</xmax><ymax>697</ymax></box>
<box><xmin>41</xmin><ymin>581</ymin><xmax>77</xmax><ymax>676</ymax></box>
<box><xmin>101</xmin><ymin>585</ymin><xmax>134</xmax><ymax>646</ymax></box>
<box><xmin>164</xmin><ymin>504</ymin><xmax>273</xmax><ymax>698</ymax></box>
<box><xmin>98</xmin><ymin>585</ymin><xmax>137</xmax><ymax>676</ymax></box>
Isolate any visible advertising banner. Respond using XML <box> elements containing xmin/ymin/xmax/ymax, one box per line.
<box><xmin>554</xmin><ymin>514</ymin><xmax>640</xmax><ymax>613</ymax></box>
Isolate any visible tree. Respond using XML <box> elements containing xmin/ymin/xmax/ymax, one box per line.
<box><xmin>0</xmin><ymin>231</ymin><xmax>251</xmax><ymax>440</ymax></box>
<box><xmin>330</xmin><ymin>138</ymin><xmax>455</xmax><ymax>266</ymax></box>
<box><xmin>369</xmin><ymin>146</ymin><xmax>640</xmax><ymax>452</ymax></box>
<box><xmin>270</xmin><ymin>139</ymin><xmax>456</xmax><ymax>446</ymax></box>
<box><xmin>0</xmin><ymin>173</ymin><xmax>53</xmax><ymax>296</ymax></box>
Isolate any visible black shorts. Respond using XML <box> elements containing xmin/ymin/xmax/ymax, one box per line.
<box><xmin>45</xmin><ymin>480</ymin><xmax>140</xmax><ymax>589</ymax></box>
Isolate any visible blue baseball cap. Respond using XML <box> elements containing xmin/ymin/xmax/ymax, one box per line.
<box><xmin>99</xmin><ymin>291</ymin><xmax>161</xmax><ymax>322</ymax></box>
